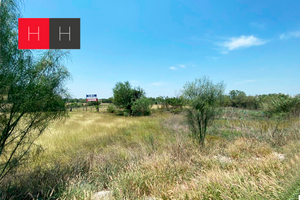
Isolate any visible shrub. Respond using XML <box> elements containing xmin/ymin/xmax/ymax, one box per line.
<box><xmin>107</xmin><ymin>105</ymin><xmax>116</xmax><ymax>113</ymax></box>
<box><xmin>131</xmin><ymin>98</ymin><xmax>151</xmax><ymax>116</ymax></box>
<box><xmin>171</xmin><ymin>108</ymin><xmax>182</xmax><ymax>114</ymax></box>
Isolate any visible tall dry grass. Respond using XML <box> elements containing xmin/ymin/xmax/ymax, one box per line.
<box><xmin>1</xmin><ymin>109</ymin><xmax>300</xmax><ymax>199</ymax></box>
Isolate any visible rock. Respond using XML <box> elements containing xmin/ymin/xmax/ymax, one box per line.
<box><xmin>214</xmin><ymin>155</ymin><xmax>232</xmax><ymax>163</ymax></box>
<box><xmin>272</xmin><ymin>152</ymin><xmax>285</xmax><ymax>160</ymax></box>
<box><xmin>93</xmin><ymin>191</ymin><xmax>112</xmax><ymax>200</ymax></box>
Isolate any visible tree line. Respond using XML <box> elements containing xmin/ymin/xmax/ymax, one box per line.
<box><xmin>67</xmin><ymin>88</ymin><xmax>300</xmax><ymax>118</ymax></box>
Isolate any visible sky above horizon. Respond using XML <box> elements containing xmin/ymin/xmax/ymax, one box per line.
<box><xmin>21</xmin><ymin>0</ymin><xmax>300</xmax><ymax>98</ymax></box>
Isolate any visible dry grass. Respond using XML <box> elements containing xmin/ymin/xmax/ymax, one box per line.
<box><xmin>1</xmin><ymin>110</ymin><xmax>300</xmax><ymax>199</ymax></box>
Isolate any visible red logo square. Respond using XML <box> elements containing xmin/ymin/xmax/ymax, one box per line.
<box><xmin>18</xmin><ymin>18</ymin><xmax>49</xmax><ymax>49</ymax></box>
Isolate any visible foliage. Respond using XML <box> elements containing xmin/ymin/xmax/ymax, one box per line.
<box><xmin>0</xmin><ymin>0</ymin><xmax>70</xmax><ymax>181</ymax></box>
<box><xmin>100</xmin><ymin>98</ymin><xmax>113</xmax><ymax>104</ymax></box>
<box><xmin>170</xmin><ymin>108</ymin><xmax>182</xmax><ymax>114</ymax></box>
<box><xmin>147</xmin><ymin>97</ymin><xmax>156</xmax><ymax>107</ymax></box>
<box><xmin>107</xmin><ymin>104</ymin><xmax>116</xmax><ymax>113</ymax></box>
<box><xmin>229</xmin><ymin>90</ymin><xmax>246</xmax><ymax>100</ymax></box>
<box><xmin>156</xmin><ymin>96</ymin><xmax>168</xmax><ymax>110</ymax></box>
<box><xmin>167</xmin><ymin>96</ymin><xmax>184</xmax><ymax>109</ymax></box>
<box><xmin>112</xmin><ymin>81</ymin><xmax>149</xmax><ymax>116</ymax></box>
<box><xmin>228</xmin><ymin>90</ymin><xmax>259</xmax><ymax>109</ymax></box>
<box><xmin>156</xmin><ymin>96</ymin><xmax>184</xmax><ymax>111</ymax></box>
<box><xmin>263</xmin><ymin>94</ymin><xmax>300</xmax><ymax>119</ymax></box>
<box><xmin>131</xmin><ymin>97</ymin><xmax>151</xmax><ymax>116</ymax></box>
<box><xmin>183</xmin><ymin>76</ymin><xmax>225</xmax><ymax>146</ymax></box>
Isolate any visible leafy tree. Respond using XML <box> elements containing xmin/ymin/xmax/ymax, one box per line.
<box><xmin>183</xmin><ymin>77</ymin><xmax>225</xmax><ymax>146</ymax></box>
<box><xmin>220</xmin><ymin>94</ymin><xmax>231</xmax><ymax>107</ymax></box>
<box><xmin>0</xmin><ymin>0</ymin><xmax>70</xmax><ymax>180</ymax></box>
<box><xmin>229</xmin><ymin>90</ymin><xmax>247</xmax><ymax>108</ymax></box>
<box><xmin>112</xmin><ymin>81</ymin><xmax>150</xmax><ymax>116</ymax></box>
<box><xmin>113</xmin><ymin>81</ymin><xmax>134</xmax><ymax>111</ymax></box>
<box><xmin>229</xmin><ymin>90</ymin><xmax>246</xmax><ymax>99</ymax></box>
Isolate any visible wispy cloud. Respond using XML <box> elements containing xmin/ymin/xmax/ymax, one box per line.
<box><xmin>291</xmin><ymin>31</ymin><xmax>300</xmax><ymax>37</ymax></box>
<box><xmin>219</xmin><ymin>35</ymin><xmax>267</xmax><ymax>51</ymax></box>
<box><xmin>280</xmin><ymin>31</ymin><xmax>300</xmax><ymax>40</ymax></box>
<box><xmin>178</xmin><ymin>64</ymin><xmax>186</xmax><ymax>68</ymax></box>
<box><xmin>169</xmin><ymin>66</ymin><xmax>177</xmax><ymax>70</ymax></box>
<box><xmin>221</xmin><ymin>51</ymin><xmax>229</xmax><ymax>55</ymax></box>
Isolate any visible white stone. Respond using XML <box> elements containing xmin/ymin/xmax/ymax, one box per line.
<box><xmin>272</xmin><ymin>152</ymin><xmax>285</xmax><ymax>160</ymax></box>
<box><xmin>214</xmin><ymin>155</ymin><xmax>232</xmax><ymax>163</ymax></box>
<box><xmin>93</xmin><ymin>191</ymin><xmax>112</xmax><ymax>200</ymax></box>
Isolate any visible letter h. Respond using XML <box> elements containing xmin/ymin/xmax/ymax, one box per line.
<box><xmin>59</xmin><ymin>26</ymin><xmax>71</xmax><ymax>41</ymax></box>
<box><xmin>28</xmin><ymin>26</ymin><xmax>40</xmax><ymax>41</ymax></box>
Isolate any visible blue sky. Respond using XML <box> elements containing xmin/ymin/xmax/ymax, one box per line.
<box><xmin>21</xmin><ymin>0</ymin><xmax>300</xmax><ymax>98</ymax></box>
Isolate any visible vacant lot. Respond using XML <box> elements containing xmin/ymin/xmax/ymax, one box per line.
<box><xmin>2</xmin><ymin>108</ymin><xmax>300</xmax><ymax>199</ymax></box>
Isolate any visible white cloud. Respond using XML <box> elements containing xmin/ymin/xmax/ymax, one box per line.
<box><xmin>280</xmin><ymin>31</ymin><xmax>300</xmax><ymax>39</ymax></box>
<box><xmin>291</xmin><ymin>31</ymin><xmax>300</xmax><ymax>37</ymax></box>
<box><xmin>280</xmin><ymin>34</ymin><xmax>287</xmax><ymax>39</ymax></box>
<box><xmin>219</xmin><ymin>35</ymin><xmax>267</xmax><ymax>51</ymax></box>
<box><xmin>169</xmin><ymin>66</ymin><xmax>177</xmax><ymax>70</ymax></box>
<box><xmin>178</xmin><ymin>64</ymin><xmax>186</xmax><ymax>68</ymax></box>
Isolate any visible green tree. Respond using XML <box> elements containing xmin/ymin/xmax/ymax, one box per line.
<box><xmin>0</xmin><ymin>0</ymin><xmax>70</xmax><ymax>180</ymax></box>
<box><xmin>229</xmin><ymin>90</ymin><xmax>247</xmax><ymax>108</ymax></box>
<box><xmin>183</xmin><ymin>77</ymin><xmax>225</xmax><ymax>146</ymax></box>
<box><xmin>112</xmin><ymin>81</ymin><xmax>150</xmax><ymax>116</ymax></box>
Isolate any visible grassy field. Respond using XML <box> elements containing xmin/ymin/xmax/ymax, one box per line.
<box><xmin>2</xmin><ymin>107</ymin><xmax>300</xmax><ymax>199</ymax></box>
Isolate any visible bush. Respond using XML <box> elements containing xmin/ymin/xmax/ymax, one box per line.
<box><xmin>183</xmin><ymin>76</ymin><xmax>225</xmax><ymax>146</ymax></box>
<box><xmin>107</xmin><ymin>105</ymin><xmax>116</xmax><ymax>113</ymax></box>
<box><xmin>131</xmin><ymin>98</ymin><xmax>151</xmax><ymax>116</ymax></box>
<box><xmin>171</xmin><ymin>108</ymin><xmax>182</xmax><ymax>114</ymax></box>
<box><xmin>113</xmin><ymin>81</ymin><xmax>147</xmax><ymax>115</ymax></box>
<box><xmin>123</xmin><ymin>110</ymin><xmax>130</xmax><ymax>117</ymax></box>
